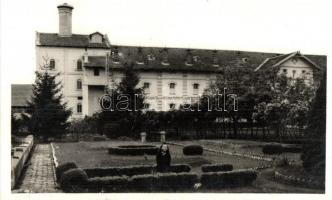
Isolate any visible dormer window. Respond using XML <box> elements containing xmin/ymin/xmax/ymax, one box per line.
<box><xmin>161</xmin><ymin>48</ymin><xmax>169</xmax><ymax>66</ymax></box>
<box><xmin>49</xmin><ymin>59</ymin><xmax>55</xmax><ymax>69</ymax></box>
<box><xmin>77</xmin><ymin>59</ymin><xmax>82</xmax><ymax>71</ymax></box>
<box><xmin>185</xmin><ymin>49</ymin><xmax>193</xmax><ymax>66</ymax></box>
<box><xmin>89</xmin><ymin>32</ymin><xmax>103</xmax><ymax>43</ymax></box>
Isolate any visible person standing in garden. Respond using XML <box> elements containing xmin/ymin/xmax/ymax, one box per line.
<box><xmin>156</xmin><ymin>143</ymin><xmax>171</xmax><ymax>172</ymax></box>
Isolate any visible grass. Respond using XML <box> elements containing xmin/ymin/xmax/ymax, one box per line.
<box><xmin>53</xmin><ymin>139</ymin><xmax>324</xmax><ymax>193</ymax></box>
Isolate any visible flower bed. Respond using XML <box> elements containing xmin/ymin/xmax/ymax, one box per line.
<box><xmin>108</xmin><ymin>145</ymin><xmax>158</xmax><ymax>155</ymax></box>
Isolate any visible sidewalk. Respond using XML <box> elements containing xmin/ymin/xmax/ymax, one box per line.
<box><xmin>13</xmin><ymin>144</ymin><xmax>59</xmax><ymax>193</ymax></box>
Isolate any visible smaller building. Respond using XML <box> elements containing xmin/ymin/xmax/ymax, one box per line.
<box><xmin>254</xmin><ymin>51</ymin><xmax>322</xmax><ymax>85</ymax></box>
<box><xmin>11</xmin><ymin>84</ymin><xmax>33</xmax><ymax>118</ymax></box>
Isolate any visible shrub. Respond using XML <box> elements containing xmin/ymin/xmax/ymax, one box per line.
<box><xmin>108</xmin><ymin>145</ymin><xmax>158</xmax><ymax>155</ymax></box>
<box><xmin>93</xmin><ymin>135</ymin><xmax>108</xmax><ymax>141</ymax></box>
<box><xmin>282</xmin><ymin>144</ymin><xmax>302</xmax><ymax>153</ymax></box>
<box><xmin>130</xmin><ymin>172</ymin><xmax>198</xmax><ymax>191</ymax></box>
<box><xmin>56</xmin><ymin>162</ymin><xmax>78</xmax><ymax>181</ymax></box>
<box><xmin>183</xmin><ymin>145</ymin><xmax>203</xmax><ymax>155</ymax></box>
<box><xmin>262</xmin><ymin>144</ymin><xmax>283</xmax><ymax>155</ymax></box>
<box><xmin>60</xmin><ymin>168</ymin><xmax>89</xmax><ymax>192</ymax></box>
<box><xmin>201</xmin><ymin>164</ymin><xmax>233</xmax><ymax>173</ymax></box>
<box><xmin>274</xmin><ymin>156</ymin><xmax>290</xmax><ymax>167</ymax></box>
<box><xmin>169</xmin><ymin>164</ymin><xmax>191</xmax><ymax>173</ymax></box>
<box><xmin>84</xmin><ymin>165</ymin><xmax>154</xmax><ymax>178</ymax></box>
<box><xmin>200</xmin><ymin>169</ymin><xmax>257</xmax><ymax>188</ymax></box>
<box><xmin>87</xmin><ymin>176</ymin><xmax>130</xmax><ymax>192</ymax></box>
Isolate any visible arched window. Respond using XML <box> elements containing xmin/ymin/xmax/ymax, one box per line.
<box><xmin>77</xmin><ymin>103</ymin><xmax>82</xmax><ymax>113</ymax></box>
<box><xmin>77</xmin><ymin>79</ymin><xmax>82</xmax><ymax>90</ymax></box>
<box><xmin>77</xmin><ymin>59</ymin><xmax>82</xmax><ymax>71</ymax></box>
<box><xmin>49</xmin><ymin>59</ymin><xmax>55</xmax><ymax>69</ymax></box>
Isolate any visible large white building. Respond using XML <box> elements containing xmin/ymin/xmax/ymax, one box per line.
<box><xmin>34</xmin><ymin>3</ymin><xmax>324</xmax><ymax>119</ymax></box>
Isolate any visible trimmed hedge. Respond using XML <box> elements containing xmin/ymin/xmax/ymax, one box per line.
<box><xmin>201</xmin><ymin>164</ymin><xmax>233</xmax><ymax>173</ymax></box>
<box><xmin>169</xmin><ymin>164</ymin><xmax>191</xmax><ymax>173</ymax></box>
<box><xmin>200</xmin><ymin>169</ymin><xmax>257</xmax><ymax>188</ymax></box>
<box><xmin>262</xmin><ymin>144</ymin><xmax>283</xmax><ymax>155</ymax></box>
<box><xmin>108</xmin><ymin>145</ymin><xmax>158</xmax><ymax>155</ymax></box>
<box><xmin>84</xmin><ymin>165</ymin><xmax>154</xmax><ymax>177</ymax></box>
<box><xmin>183</xmin><ymin>145</ymin><xmax>203</xmax><ymax>155</ymax></box>
<box><xmin>56</xmin><ymin>162</ymin><xmax>78</xmax><ymax>181</ymax></box>
<box><xmin>60</xmin><ymin>168</ymin><xmax>89</xmax><ymax>192</ymax></box>
<box><xmin>88</xmin><ymin>176</ymin><xmax>130</xmax><ymax>192</ymax></box>
<box><xmin>130</xmin><ymin>172</ymin><xmax>198</xmax><ymax>192</ymax></box>
<box><xmin>84</xmin><ymin>164</ymin><xmax>191</xmax><ymax>178</ymax></box>
<box><xmin>282</xmin><ymin>144</ymin><xmax>302</xmax><ymax>153</ymax></box>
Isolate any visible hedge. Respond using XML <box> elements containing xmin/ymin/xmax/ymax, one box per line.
<box><xmin>183</xmin><ymin>145</ymin><xmax>203</xmax><ymax>155</ymax></box>
<box><xmin>130</xmin><ymin>172</ymin><xmax>198</xmax><ymax>192</ymax></box>
<box><xmin>282</xmin><ymin>144</ymin><xmax>302</xmax><ymax>153</ymax></box>
<box><xmin>60</xmin><ymin>168</ymin><xmax>89</xmax><ymax>192</ymax></box>
<box><xmin>201</xmin><ymin>164</ymin><xmax>233</xmax><ymax>173</ymax></box>
<box><xmin>262</xmin><ymin>144</ymin><xmax>283</xmax><ymax>155</ymax></box>
<box><xmin>84</xmin><ymin>164</ymin><xmax>191</xmax><ymax>178</ymax></box>
<box><xmin>56</xmin><ymin>162</ymin><xmax>78</xmax><ymax>181</ymax></box>
<box><xmin>200</xmin><ymin>169</ymin><xmax>257</xmax><ymax>188</ymax></box>
<box><xmin>84</xmin><ymin>165</ymin><xmax>154</xmax><ymax>178</ymax></box>
<box><xmin>108</xmin><ymin>145</ymin><xmax>158</xmax><ymax>155</ymax></box>
<box><xmin>88</xmin><ymin>176</ymin><xmax>130</xmax><ymax>192</ymax></box>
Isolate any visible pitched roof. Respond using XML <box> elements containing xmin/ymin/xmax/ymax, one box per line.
<box><xmin>11</xmin><ymin>84</ymin><xmax>33</xmax><ymax>107</ymax></box>
<box><xmin>84</xmin><ymin>45</ymin><xmax>281</xmax><ymax>73</ymax></box>
<box><xmin>36</xmin><ymin>32</ymin><xmax>110</xmax><ymax>49</ymax></box>
<box><xmin>254</xmin><ymin>51</ymin><xmax>322</xmax><ymax>71</ymax></box>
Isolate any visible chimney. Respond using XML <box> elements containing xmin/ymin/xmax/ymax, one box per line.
<box><xmin>57</xmin><ymin>3</ymin><xmax>74</xmax><ymax>37</ymax></box>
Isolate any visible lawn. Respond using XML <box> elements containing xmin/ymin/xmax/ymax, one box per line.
<box><xmin>53</xmin><ymin>140</ymin><xmax>323</xmax><ymax>193</ymax></box>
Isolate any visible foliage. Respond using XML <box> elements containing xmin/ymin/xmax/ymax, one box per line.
<box><xmin>56</xmin><ymin>162</ymin><xmax>78</xmax><ymax>181</ymax></box>
<box><xmin>201</xmin><ymin>163</ymin><xmax>233</xmax><ymax>172</ymax></box>
<box><xmin>60</xmin><ymin>168</ymin><xmax>89</xmax><ymax>192</ymax></box>
<box><xmin>302</xmin><ymin>73</ymin><xmax>326</xmax><ymax>175</ymax></box>
<box><xmin>23</xmin><ymin>71</ymin><xmax>72</xmax><ymax>140</ymax></box>
<box><xmin>262</xmin><ymin>144</ymin><xmax>283</xmax><ymax>155</ymax></box>
<box><xmin>200</xmin><ymin>169</ymin><xmax>257</xmax><ymax>188</ymax></box>
<box><xmin>108</xmin><ymin>145</ymin><xmax>158</xmax><ymax>155</ymax></box>
<box><xmin>183</xmin><ymin>145</ymin><xmax>203</xmax><ymax>155</ymax></box>
<box><xmin>99</xmin><ymin>62</ymin><xmax>146</xmax><ymax>138</ymax></box>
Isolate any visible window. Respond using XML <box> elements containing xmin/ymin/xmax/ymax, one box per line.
<box><xmin>283</xmin><ymin>69</ymin><xmax>288</xmax><ymax>74</ymax></box>
<box><xmin>193</xmin><ymin>83</ymin><xmax>199</xmax><ymax>95</ymax></box>
<box><xmin>94</xmin><ymin>68</ymin><xmax>100</xmax><ymax>76</ymax></box>
<box><xmin>292</xmin><ymin>70</ymin><xmax>296</xmax><ymax>78</ymax></box>
<box><xmin>169</xmin><ymin>83</ymin><xmax>175</xmax><ymax>95</ymax></box>
<box><xmin>77</xmin><ymin>79</ymin><xmax>82</xmax><ymax>90</ymax></box>
<box><xmin>302</xmin><ymin>70</ymin><xmax>306</xmax><ymax>74</ymax></box>
<box><xmin>77</xmin><ymin>96</ymin><xmax>83</xmax><ymax>100</ymax></box>
<box><xmin>144</xmin><ymin>103</ymin><xmax>150</xmax><ymax>109</ymax></box>
<box><xmin>77</xmin><ymin>59</ymin><xmax>82</xmax><ymax>71</ymax></box>
<box><xmin>143</xmin><ymin>82</ymin><xmax>150</xmax><ymax>94</ymax></box>
<box><xmin>169</xmin><ymin>103</ymin><xmax>176</xmax><ymax>110</ymax></box>
<box><xmin>77</xmin><ymin>103</ymin><xmax>82</xmax><ymax>113</ymax></box>
<box><xmin>49</xmin><ymin>59</ymin><xmax>55</xmax><ymax>69</ymax></box>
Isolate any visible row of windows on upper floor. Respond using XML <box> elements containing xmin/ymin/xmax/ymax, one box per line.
<box><xmin>75</xmin><ymin>80</ymin><xmax>200</xmax><ymax>95</ymax></box>
<box><xmin>48</xmin><ymin>59</ymin><xmax>83</xmax><ymax>71</ymax></box>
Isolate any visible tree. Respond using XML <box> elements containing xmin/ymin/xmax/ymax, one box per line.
<box><xmin>301</xmin><ymin>73</ymin><xmax>326</xmax><ymax>175</ymax></box>
<box><xmin>100</xmin><ymin>62</ymin><xmax>145</xmax><ymax>138</ymax></box>
<box><xmin>24</xmin><ymin>71</ymin><xmax>72</xmax><ymax>141</ymax></box>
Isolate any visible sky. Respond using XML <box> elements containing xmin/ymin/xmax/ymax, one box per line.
<box><xmin>1</xmin><ymin>0</ymin><xmax>331</xmax><ymax>84</ymax></box>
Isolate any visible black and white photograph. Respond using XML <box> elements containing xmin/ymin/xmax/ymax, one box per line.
<box><xmin>0</xmin><ymin>0</ymin><xmax>331</xmax><ymax>199</ymax></box>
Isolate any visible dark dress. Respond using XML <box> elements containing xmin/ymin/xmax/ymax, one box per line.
<box><xmin>156</xmin><ymin>149</ymin><xmax>171</xmax><ymax>173</ymax></box>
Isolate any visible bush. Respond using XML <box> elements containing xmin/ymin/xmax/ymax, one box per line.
<box><xmin>87</xmin><ymin>176</ymin><xmax>130</xmax><ymax>192</ymax></box>
<box><xmin>201</xmin><ymin>164</ymin><xmax>233</xmax><ymax>173</ymax></box>
<box><xmin>183</xmin><ymin>145</ymin><xmax>203</xmax><ymax>155</ymax></box>
<box><xmin>108</xmin><ymin>145</ymin><xmax>158</xmax><ymax>155</ymax></box>
<box><xmin>262</xmin><ymin>144</ymin><xmax>283</xmax><ymax>155</ymax></box>
<box><xmin>169</xmin><ymin>164</ymin><xmax>191</xmax><ymax>173</ymax></box>
<box><xmin>84</xmin><ymin>165</ymin><xmax>154</xmax><ymax>178</ymax></box>
<box><xmin>282</xmin><ymin>144</ymin><xmax>302</xmax><ymax>153</ymax></box>
<box><xmin>130</xmin><ymin>172</ymin><xmax>198</xmax><ymax>191</ymax></box>
<box><xmin>56</xmin><ymin>162</ymin><xmax>78</xmax><ymax>181</ymax></box>
<box><xmin>200</xmin><ymin>169</ymin><xmax>257</xmax><ymax>188</ymax></box>
<box><xmin>274</xmin><ymin>156</ymin><xmax>290</xmax><ymax>167</ymax></box>
<box><xmin>60</xmin><ymin>168</ymin><xmax>89</xmax><ymax>192</ymax></box>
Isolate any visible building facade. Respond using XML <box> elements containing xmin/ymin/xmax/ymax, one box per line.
<box><xmin>34</xmin><ymin>3</ymin><xmax>324</xmax><ymax>119</ymax></box>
